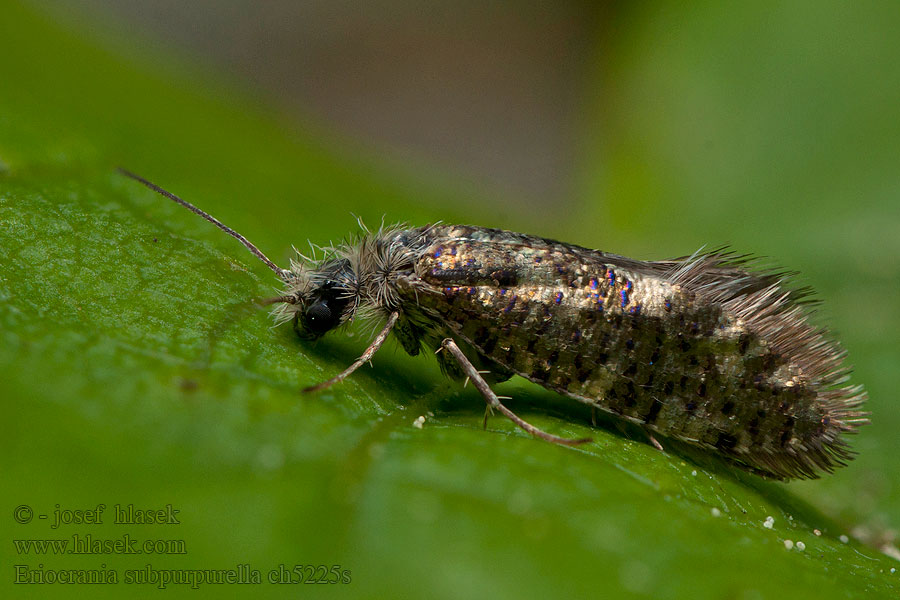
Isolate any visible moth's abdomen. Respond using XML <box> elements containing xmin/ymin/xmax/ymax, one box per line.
<box><xmin>410</xmin><ymin>233</ymin><xmax>864</xmax><ymax>479</ymax></box>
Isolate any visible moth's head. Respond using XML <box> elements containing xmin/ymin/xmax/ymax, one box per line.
<box><xmin>115</xmin><ymin>169</ymin><xmax>364</xmax><ymax>340</ymax></box>
<box><xmin>273</xmin><ymin>257</ymin><xmax>360</xmax><ymax>340</ymax></box>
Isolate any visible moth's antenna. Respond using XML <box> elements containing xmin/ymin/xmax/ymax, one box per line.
<box><xmin>118</xmin><ymin>168</ymin><xmax>290</xmax><ymax>279</ymax></box>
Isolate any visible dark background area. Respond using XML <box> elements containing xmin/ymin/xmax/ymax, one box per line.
<box><xmin>52</xmin><ymin>0</ymin><xmax>602</xmax><ymax>211</ymax></box>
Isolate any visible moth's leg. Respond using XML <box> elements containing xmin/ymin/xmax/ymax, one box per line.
<box><xmin>482</xmin><ymin>400</ymin><xmax>497</xmax><ymax>429</ymax></box>
<box><xmin>304</xmin><ymin>312</ymin><xmax>399</xmax><ymax>393</ymax></box>
<box><xmin>436</xmin><ymin>347</ymin><xmax>513</xmax><ymax>388</ymax></box>
<box><xmin>611</xmin><ymin>419</ymin><xmax>665</xmax><ymax>452</ymax></box>
<box><xmin>440</xmin><ymin>338</ymin><xmax>591</xmax><ymax>447</ymax></box>
<box><xmin>392</xmin><ymin>315</ymin><xmax>421</xmax><ymax>356</ymax></box>
<box><xmin>644</xmin><ymin>428</ymin><xmax>665</xmax><ymax>452</ymax></box>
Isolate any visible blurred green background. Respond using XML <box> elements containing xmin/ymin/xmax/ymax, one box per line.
<box><xmin>2</xmin><ymin>1</ymin><xmax>898</xmax><ymax>598</ymax></box>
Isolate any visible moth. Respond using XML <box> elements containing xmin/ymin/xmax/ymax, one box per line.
<box><xmin>120</xmin><ymin>169</ymin><xmax>868</xmax><ymax>480</ymax></box>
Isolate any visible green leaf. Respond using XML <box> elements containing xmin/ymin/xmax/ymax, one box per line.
<box><xmin>2</xmin><ymin>2</ymin><xmax>897</xmax><ymax>599</ymax></box>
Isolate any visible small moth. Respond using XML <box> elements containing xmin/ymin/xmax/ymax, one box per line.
<box><xmin>120</xmin><ymin>169</ymin><xmax>868</xmax><ymax>480</ymax></box>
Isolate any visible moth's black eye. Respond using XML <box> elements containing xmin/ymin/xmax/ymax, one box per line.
<box><xmin>304</xmin><ymin>301</ymin><xmax>337</xmax><ymax>335</ymax></box>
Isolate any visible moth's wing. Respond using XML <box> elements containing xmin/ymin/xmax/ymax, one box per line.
<box><xmin>636</xmin><ymin>247</ymin><xmax>816</xmax><ymax>306</ymax></box>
